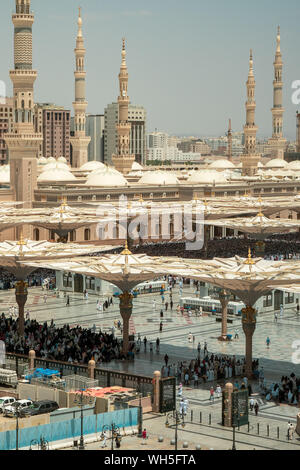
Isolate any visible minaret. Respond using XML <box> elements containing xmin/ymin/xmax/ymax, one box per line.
<box><xmin>268</xmin><ymin>26</ymin><xmax>286</xmax><ymax>159</ymax></box>
<box><xmin>297</xmin><ymin>112</ymin><xmax>300</xmax><ymax>153</ymax></box>
<box><xmin>227</xmin><ymin>119</ymin><xmax>233</xmax><ymax>162</ymax></box>
<box><xmin>70</xmin><ymin>7</ymin><xmax>90</xmax><ymax>168</ymax></box>
<box><xmin>112</xmin><ymin>39</ymin><xmax>135</xmax><ymax>174</ymax></box>
<box><xmin>241</xmin><ymin>50</ymin><xmax>261</xmax><ymax>176</ymax></box>
<box><xmin>5</xmin><ymin>0</ymin><xmax>42</xmax><ymax>214</ymax></box>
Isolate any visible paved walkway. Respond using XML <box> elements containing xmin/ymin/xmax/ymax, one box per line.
<box><xmin>1</xmin><ymin>285</ymin><xmax>300</xmax><ymax>450</ymax></box>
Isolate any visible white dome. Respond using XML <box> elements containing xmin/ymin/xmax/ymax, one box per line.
<box><xmin>57</xmin><ymin>156</ymin><xmax>68</xmax><ymax>164</ymax></box>
<box><xmin>138</xmin><ymin>171</ymin><xmax>179</xmax><ymax>185</ymax></box>
<box><xmin>80</xmin><ymin>161</ymin><xmax>106</xmax><ymax>172</ymax></box>
<box><xmin>42</xmin><ymin>162</ymin><xmax>70</xmax><ymax>172</ymax></box>
<box><xmin>131</xmin><ymin>161</ymin><xmax>144</xmax><ymax>171</ymax></box>
<box><xmin>47</xmin><ymin>157</ymin><xmax>56</xmax><ymax>163</ymax></box>
<box><xmin>209</xmin><ymin>159</ymin><xmax>235</xmax><ymax>169</ymax></box>
<box><xmin>37</xmin><ymin>157</ymin><xmax>48</xmax><ymax>165</ymax></box>
<box><xmin>0</xmin><ymin>165</ymin><xmax>10</xmax><ymax>184</ymax></box>
<box><xmin>187</xmin><ymin>170</ymin><xmax>227</xmax><ymax>184</ymax></box>
<box><xmin>85</xmin><ymin>166</ymin><xmax>128</xmax><ymax>187</ymax></box>
<box><xmin>288</xmin><ymin>160</ymin><xmax>300</xmax><ymax>170</ymax></box>
<box><xmin>265</xmin><ymin>158</ymin><xmax>288</xmax><ymax>168</ymax></box>
<box><xmin>38</xmin><ymin>167</ymin><xmax>76</xmax><ymax>183</ymax></box>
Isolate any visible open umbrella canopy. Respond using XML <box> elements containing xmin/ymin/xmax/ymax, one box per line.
<box><xmin>0</xmin><ymin>214</ymin><xmax>43</xmax><ymax>233</ymax></box>
<box><xmin>22</xmin><ymin>244</ymin><xmax>191</xmax><ymax>292</ymax></box>
<box><xmin>204</xmin><ymin>211</ymin><xmax>300</xmax><ymax>238</ymax></box>
<box><xmin>176</xmin><ymin>250</ymin><xmax>300</xmax><ymax>306</ymax></box>
<box><xmin>32</xmin><ymin>203</ymin><xmax>101</xmax><ymax>237</ymax></box>
<box><xmin>0</xmin><ymin>237</ymin><xmax>115</xmax><ymax>280</ymax></box>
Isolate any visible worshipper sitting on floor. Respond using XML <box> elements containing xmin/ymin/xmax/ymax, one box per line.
<box><xmin>0</xmin><ymin>313</ymin><xmax>122</xmax><ymax>365</ymax></box>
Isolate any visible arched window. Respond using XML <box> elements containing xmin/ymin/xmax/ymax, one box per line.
<box><xmin>70</xmin><ymin>230</ymin><xmax>76</xmax><ymax>242</ymax></box>
<box><xmin>84</xmin><ymin>228</ymin><xmax>91</xmax><ymax>241</ymax></box>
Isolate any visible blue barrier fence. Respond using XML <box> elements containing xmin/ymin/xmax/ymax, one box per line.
<box><xmin>0</xmin><ymin>407</ymin><xmax>139</xmax><ymax>450</ymax></box>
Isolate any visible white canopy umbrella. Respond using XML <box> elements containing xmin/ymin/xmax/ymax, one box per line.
<box><xmin>175</xmin><ymin>250</ymin><xmax>300</xmax><ymax>377</ymax></box>
<box><xmin>0</xmin><ymin>236</ymin><xmax>115</xmax><ymax>336</ymax></box>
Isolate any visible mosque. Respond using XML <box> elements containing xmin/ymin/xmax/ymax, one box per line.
<box><xmin>1</xmin><ymin>0</ymin><xmax>300</xmax><ymax>244</ymax></box>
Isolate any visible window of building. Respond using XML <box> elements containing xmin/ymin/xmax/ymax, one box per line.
<box><xmin>263</xmin><ymin>294</ymin><xmax>272</xmax><ymax>308</ymax></box>
<box><xmin>86</xmin><ymin>277</ymin><xmax>95</xmax><ymax>290</ymax></box>
<box><xmin>285</xmin><ymin>292</ymin><xmax>294</xmax><ymax>304</ymax></box>
<box><xmin>63</xmin><ymin>273</ymin><xmax>73</xmax><ymax>288</ymax></box>
<box><xmin>84</xmin><ymin>228</ymin><xmax>91</xmax><ymax>241</ymax></box>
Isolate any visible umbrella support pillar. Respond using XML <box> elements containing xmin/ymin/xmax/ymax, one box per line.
<box><xmin>119</xmin><ymin>291</ymin><xmax>133</xmax><ymax>357</ymax></box>
<box><xmin>218</xmin><ymin>290</ymin><xmax>229</xmax><ymax>341</ymax></box>
<box><xmin>15</xmin><ymin>280</ymin><xmax>28</xmax><ymax>337</ymax></box>
<box><xmin>242</xmin><ymin>306</ymin><xmax>257</xmax><ymax>379</ymax></box>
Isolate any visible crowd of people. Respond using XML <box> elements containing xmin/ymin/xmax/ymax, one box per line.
<box><xmin>0</xmin><ymin>314</ymin><xmax>123</xmax><ymax>364</ymax></box>
<box><xmin>0</xmin><ymin>269</ymin><xmax>56</xmax><ymax>291</ymax></box>
<box><xmin>133</xmin><ymin>234</ymin><xmax>300</xmax><ymax>260</ymax></box>
<box><xmin>262</xmin><ymin>373</ymin><xmax>300</xmax><ymax>405</ymax></box>
<box><xmin>160</xmin><ymin>352</ymin><xmax>259</xmax><ymax>387</ymax></box>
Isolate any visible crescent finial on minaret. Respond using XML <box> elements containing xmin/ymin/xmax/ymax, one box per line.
<box><xmin>276</xmin><ymin>25</ymin><xmax>281</xmax><ymax>52</ymax></box>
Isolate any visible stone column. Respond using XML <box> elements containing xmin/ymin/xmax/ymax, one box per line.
<box><xmin>242</xmin><ymin>306</ymin><xmax>257</xmax><ymax>379</ymax></box>
<box><xmin>15</xmin><ymin>280</ymin><xmax>28</xmax><ymax>337</ymax></box>
<box><xmin>223</xmin><ymin>382</ymin><xmax>234</xmax><ymax>427</ymax></box>
<box><xmin>219</xmin><ymin>290</ymin><xmax>229</xmax><ymax>341</ymax></box>
<box><xmin>296</xmin><ymin>413</ymin><xmax>300</xmax><ymax>436</ymax></box>
<box><xmin>88</xmin><ymin>359</ymin><xmax>95</xmax><ymax>379</ymax></box>
<box><xmin>29</xmin><ymin>350</ymin><xmax>36</xmax><ymax>370</ymax></box>
<box><xmin>119</xmin><ymin>291</ymin><xmax>133</xmax><ymax>356</ymax></box>
<box><xmin>152</xmin><ymin>370</ymin><xmax>161</xmax><ymax>413</ymax></box>
<box><xmin>203</xmin><ymin>226</ymin><xmax>210</xmax><ymax>258</ymax></box>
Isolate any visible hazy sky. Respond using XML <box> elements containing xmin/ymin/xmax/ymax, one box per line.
<box><xmin>1</xmin><ymin>0</ymin><xmax>300</xmax><ymax>139</ymax></box>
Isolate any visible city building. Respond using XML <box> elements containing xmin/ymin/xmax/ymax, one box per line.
<box><xmin>86</xmin><ymin>114</ymin><xmax>105</xmax><ymax>162</ymax></box>
<box><xmin>147</xmin><ymin>146</ymin><xmax>202</xmax><ymax>163</ymax></box>
<box><xmin>34</xmin><ymin>103</ymin><xmax>71</xmax><ymax>161</ymax></box>
<box><xmin>0</xmin><ymin>98</ymin><xmax>13</xmax><ymax>164</ymax></box>
<box><xmin>177</xmin><ymin>138</ymin><xmax>211</xmax><ymax>155</ymax></box>
<box><xmin>104</xmin><ymin>103</ymin><xmax>146</xmax><ymax>166</ymax></box>
<box><xmin>71</xmin><ymin>114</ymin><xmax>105</xmax><ymax>162</ymax></box>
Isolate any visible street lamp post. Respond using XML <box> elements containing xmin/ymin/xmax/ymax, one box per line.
<box><xmin>15</xmin><ymin>402</ymin><xmax>21</xmax><ymax>451</ymax></box>
<box><xmin>137</xmin><ymin>382</ymin><xmax>143</xmax><ymax>438</ymax></box>
<box><xmin>102</xmin><ymin>423</ymin><xmax>120</xmax><ymax>451</ymax></box>
<box><xmin>74</xmin><ymin>390</ymin><xmax>93</xmax><ymax>450</ymax></box>
<box><xmin>165</xmin><ymin>410</ymin><xmax>185</xmax><ymax>451</ymax></box>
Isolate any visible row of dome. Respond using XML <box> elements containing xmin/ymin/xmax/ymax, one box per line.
<box><xmin>1</xmin><ymin>157</ymin><xmax>300</xmax><ymax>187</ymax></box>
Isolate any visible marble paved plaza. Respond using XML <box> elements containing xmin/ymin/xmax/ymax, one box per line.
<box><xmin>2</xmin><ymin>285</ymin><xmax>300</xmax><ymax>450</ymax></box>
<box><xmin>2</xmin><ymin>285</ymin><xmax>300</xmax><ymax>379</ymax></box>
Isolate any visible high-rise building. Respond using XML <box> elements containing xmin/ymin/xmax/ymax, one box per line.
<box><xmin>85</xmin><ymin>114</ymin><xmax>105</xmax><ymax>162</ymax></box>
<box><xmin>111</xmin><ymin>39</ymin><xmax>136</xmax><ymax>174</ymax></box>
<box><xmin>268</xmin><ymin>27</ymin><xmax>287</xmax><ymax>159</ymax></box>
<box><xmin>70</xmin><ymin>8</ymin><xmax>90</xmax><ymax>168</ymax></box>
<box><xmin>241</xmin><ymin>50</ymin><xmax>261</xmax><ymax>176</ymax></box>
<box><xmin>5</xmin><ymin>0</ymin><xmax>43</xmax><ymax>211</ymax></box>
<box><xmin>34</xmin><ymin>104</ymin><xmax>70</xmax><ymax>161</ymax></box>
<box><xmin>104</xmin><ymin>103</ymin><xmax>146</xmax><ymax>166</ymax></box>
<box><xmin>0</xmin><ymin>98</ymin><xmax>13</xmax><ymax>164</ymax></box>
<box><xmin>177</xmin><ymin>138</ymin><xmax>211</xmax><ymax>155</ymax></box>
